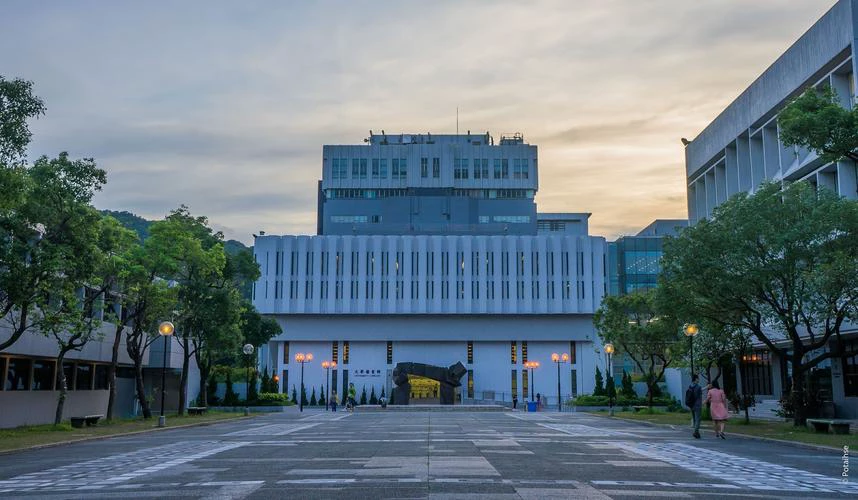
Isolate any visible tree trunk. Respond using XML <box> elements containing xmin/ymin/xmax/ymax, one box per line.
<box><xmin>791</xmin><ymin>351</ymin><xmax>807</xmax><ymax>427</ymax></box>
<box><xmin>54</xmin><ymin>349</ymin><xmax>70</xmax><ymax>425</ymax></box>
<box><xmin>178</xmin><ymin>337</ymin><xmax>190</xmax><ymax>416</ymax></box>
<box><xmin>134</xmin><ymin>357</ymin><xmax>151</xmax><ymax>418</ymax></box>
<box><xmin>106</xmin><ymin>323</ymin><xmax>123</xmax><ymax>421</ymax></box>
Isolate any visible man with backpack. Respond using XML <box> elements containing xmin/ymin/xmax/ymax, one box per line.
<box><xmin>685</xmin><ymin>374</ymin><xmax>703</xmax><ymax>439</ymax></box>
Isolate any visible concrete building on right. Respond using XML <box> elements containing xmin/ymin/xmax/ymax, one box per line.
<box><xmin>684</xmin><ymin>0</ymin><xmax>858</xmax><ymax>417</ymax></box>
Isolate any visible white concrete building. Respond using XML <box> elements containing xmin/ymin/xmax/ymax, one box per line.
<box><xmin>684</xmin><ymin>0</ymin><xmax>858</xmax><ymax>418</ymax></box>
<box><xmin>253</xmin><ymin>132</ymin><xmax>606</xmax><ymax>406</ymax></box>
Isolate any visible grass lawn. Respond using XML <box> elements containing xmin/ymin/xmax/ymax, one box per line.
<box><xmin>0</xmin><ymin>411</ymin><xmax>252</xmax><ymax>453</ymax></box>
<box><xmin>600</xmin><ymin>410</ymin><xmax>858</xmax><ymax>448</ymax></box>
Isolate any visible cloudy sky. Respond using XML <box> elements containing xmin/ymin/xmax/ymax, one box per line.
<box><xmin>2</xmin><ymin>1</ymin><xmax>835</xmax><ymax>243</ymax></box>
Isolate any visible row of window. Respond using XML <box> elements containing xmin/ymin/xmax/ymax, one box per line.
<box><xmin>325</xmin><ymin>188</ymin><xmax>535</xmax><ymax>200</ymax></box>
<box><xmin>271</xmin><ymin>250</ymin><xmax>591</xmax><ymax>278</ymax></box>
<box><xmin>330</xmin><ymin>215</ymin><xmax>382</xmax><ymax>224</ymax></box>
<box><xmin>272</xmin><ymin>278</ymin><xmax>590</xmax><ymax>301</ymax></box>
<box><xmin>1</xmin><ymin>357</ymin><xmax>113</xmax><ymax>391</ymax></box>
<box><xmin>330</xmin><ymin>157</ymin><xmax>532</xmax><ymax>181</ymax></box>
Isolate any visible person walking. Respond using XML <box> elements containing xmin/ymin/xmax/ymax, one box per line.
<box><xmin>331</xmin><ymin>392</ymin><xmax>339</xmax><ymax>412</ymax></box>
<box><xmin>705</xmin><ymin>380</ymin><xmax>729</xmax><ymax>439</ymax></box>
<box><xmin>685</xmin><ymin>374</ymin><xmax>703</xmax><ymax>439</ymax></box>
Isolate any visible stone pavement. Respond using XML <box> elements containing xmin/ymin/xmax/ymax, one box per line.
<box><xmin>0</xmin><ymin>409</ymin><xmax>853</xmax><ymax>499</ymax></box>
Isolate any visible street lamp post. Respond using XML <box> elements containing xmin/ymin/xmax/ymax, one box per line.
<box><xmin>322</xmin><ymin>361</ymin><xmax>336</xmax><ymax>411</ymax></box>
<box><xmin>524</xmin><ymin>361</ymin><xmax>539</xmax><ymax>403</ymax></box>
<box><xmin>551</xmin><ymin>352</ymin><xmax>569</xmax><ymax>412</ymax></box>
<box><xmin>157</xmin><ymin>321</ymin><xmax>174</xmax><ymax>428</ymax></box>
<box><xmin>243</xmin><ymin>343</ymin><xmax>255</xmax><ymax>401</ymax></box>
<box><xmin>604</xmin><ymin>343</ymin><xmax>615</xmax><ymax>416</ymax></box>
<box><xmin>684</xmin><ymin>323</ymin><xmax>699</xmax><ymax>377</ymax></box>
<box><xmin>295</xmin><ymin>353</ymin><xmax>313</xmax><ymax>412</ymax></box>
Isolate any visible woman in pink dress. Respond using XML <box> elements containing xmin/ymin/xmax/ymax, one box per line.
<box><xmin>705</xmin><ymin>380</ymin><xmax>729</xmax><ymax>439</ymax></box>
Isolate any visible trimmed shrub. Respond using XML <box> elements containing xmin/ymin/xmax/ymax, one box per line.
<box><xmin>256</xmin><ymin>393</ymin><xmax>295</xmax><ymax>406</ymax></box>
<box><xmin>223</xmin><ymin>371</ymin><xmax>239</xmax><ymax>406</ymax></box>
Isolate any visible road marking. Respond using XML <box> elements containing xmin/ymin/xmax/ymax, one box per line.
<box><xmin>0</xmin><ymin>441</ymin><xmax>248</xmax><ymax>493</ymax></box>
<box><xmin>224</xmin><ymin>423</ymin><xmax>319</xmax><ymax>436</ymax></box>
<box><xmin>608</xmin><ymin>441</ymin><xmax>858</xmax><ymax>494</ymax></box>
<box><xmin>538</xmin><ymin>423</ymin><xmax>638</xmax><ymax>437</ymax></box>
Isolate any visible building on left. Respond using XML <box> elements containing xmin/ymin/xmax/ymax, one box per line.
<box><xmin>0</xmin><ymin>294</ymin><xmax>197</xmax><ymax>428</ymax></box>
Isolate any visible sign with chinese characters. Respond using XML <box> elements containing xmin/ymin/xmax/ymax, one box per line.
<box><xmin>353</xmin><ymin>368</ymin><xmax>383</xmax><ymax>378</ymax></box>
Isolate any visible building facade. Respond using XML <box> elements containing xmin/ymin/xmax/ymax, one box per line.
<box><xmin>254</xmin><ymin>132</ymin><xmax>606</xmax><ymax>406</ymax></box>
<box><xmin>684</xmin><ymin>0</ymin><xmax>858</xmax><ymax>417</ymax></box>
<box><xmin>607</xmin><ymin>219</ymin><xmax>687</xmax><ymax>296</ymax></box>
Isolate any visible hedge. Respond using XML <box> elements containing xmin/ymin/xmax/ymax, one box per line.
<box><xmin>570</xmin><ymin>394</ymin><xmax>676</xmax><ymax>407</ymax></box>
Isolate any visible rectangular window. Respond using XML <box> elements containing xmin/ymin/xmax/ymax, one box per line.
<box><xmin>467</xmin><ymin>341</ymin><xmax>474</xmax><ymax>364</ymax></box>
<box><xmin>511</xmin><ymin>341</ymin><xmax>517</xmax><ymax>364</ymax></box>
<box><xmin>76</xmin><ymin>363</ymin><xmax>93</xmax><ymax>390</ymax></box>
<box><xmin>352</xmin><ymin>159</ymin><xmax>360</xmax><ymax>178</ymax></box>
<box><xmin>467</xmin><ymin>369</ymin><xmax>474</xmax><ymax>398</ymax></box>
<box><xmin>481</xmin><ymin>159</ymin><xmax>489</xmax><ymax>179</ymax></box>
<box><xmin>341</xmin><ymin>369</ymin><xmax>348</xmax><ymax>401</ymax></box>
<box><xmin>387</xmin><ymin>341</ymin><xmax>393</xmax><ymax>365</ymax></box>
<box><xmin>571</xmin><ymin>369</ymin><xmax>578</xmax><ymax>397</ymax></box>
<box><xmin>569</xmin><ymin>342</ymin><xmax>576</xmax><ymax>364</ymax></box>
<box><xmin>432</xmin><ymin>157</ymin><xmax>440</xmax><ymax>178</ymax></box>
<box><xmin>282</xmin><ymin>369</ymin><xmax>288</xmax><ymax>394</ymax></box>
<box><xmin>359</xmin><ymin>159</ymin><xmax>367</xmax><ymax>179</ymax></box>
<box><xmin>332</xmin><ymin>341</ymin><xmax>338</xmax><ymax>364</ymax></box>
<box><xmin>421</xmin><ymin>157</ymin><xmax>428</xmax><ymax>178</ymax></box>
<box><xmin>522</xmin><ymin>370</ymin><xmax>528</xmax><ymax>399</ymax></box>
<box><xmin>343</xmin><ymin>341</ymin><xmax>350</xmax><ymax>365</ymax></box>
<box><xmin>473</xmin><ymin>158</ymin><xmax>481</xmax><ymax>179</ymax></box>
<box><xmin>32</xmin><ymin>360</ymin><xmax>54</xmax><ymax>390</ymax></box>
<box><xmin>94</xmin><ymin>364</ymin><xmax>109</xmax><ymax>390</ymax></box>
<box><xmin>511</xmin><ymin>369</ymin><xmax>518</xmax><ymax>399</ymax></box>
<box><xmin>501</xmin><ymin>159</ymin><xmax>509</xmax><ymax>179</ymax></box>
<box><xmin>521</xmin><ymin>159</ymin><xmax>529</xmax><ymax>179</ymax></box>
<box><xmin>372</xmin><ymin>159</ymin><xmax>380</xmax><ymax>179</ymax></box>
<box><xmin>843</xmin><ymin>339</ymin><xmax>858</xmax><ymax>397</ymax></box>
<box><xmin>392</xmin><ymin>158</ymin><xmax>400</xmax><ymax>179</ymax></box>
<box><xmin>380</xmin><ymin>158</ymin><xmax>388</xmax><ymax>178</ymax></box>
<box><xmin>522</xmin><ymin>341</ymin><xmax>528</xmax><ymax>363</ymax></box>
<box><xmin>493</xmin><ymin>159</ymin><xmax>501</xmax><ymax>179</ymax></box>
<box><xmin>4</xmin><ymin>358</ymin><xmax>31</xmax><ymax>390</ymax></box>
<box><xmin>399</xmin><ymin>158</ymin><xmax>407</xmax><ymax>178</ymax></box>
<box><xmin>283</xmin><ymin>341</ymin><xmax>290</xmax><ymax>364</ymax></box>
<box><xmin>62</xmin><ymin>362</ymin><xmax>75</xmax><ymax>391</ymax></box>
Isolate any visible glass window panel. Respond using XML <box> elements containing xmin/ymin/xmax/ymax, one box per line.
<box><xmin>32</xmin><ymin>360</ymin><xmax>54</xmax><ymax>390</ymax></box>
<box><xmin>94</xmin><ymin>364</ymin><xmax>110</xmax><ymax>390</ymax></box>
<box><xmin>5</xmin><ymin>358</ymin><xmax>31</xmax><ymax>390</ymax></box>
<box><xmin>76</xmin><ymin>363</ymin><xmax>93</xmax><ymax>390</ymax></box>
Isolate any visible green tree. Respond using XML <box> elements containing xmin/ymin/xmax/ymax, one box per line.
<box><xmin>300</xmin><ymin>384</ymin><xmax>308</xmax><ymax>407</ymax></box>
<box><xmin>0</xmin><ymin>76</ymin><xmax>46</xmax><ymax>165</ymax></box>
<box><xmin>660</xmin><ymin>181</ymin><xmax>858</xmax><ymax>425</ymax></box>
<box><xmin>223</xmin><ymin>371</ymin><xmax>239</xmax><ymax>406</ymax></box>
<box><xmin>206</xmin><ymin>373</ymin><xmax>219</xmax><ymax>405</ymax></box>
<box><xmin>260</xmin><ymin>367</ymin><xmax>271</xmax><ymax>393</ymax></box>
<box><xmin>593</xmin><ymin>366</ymin><xmax>605</xmax><ymax>396</ymax></box>
<box><xmin>291</xmin><ymin>385</ymin><xmax>298</xmax><ymax>404</ymax></box>
<box><xmin>318</xmin><ymin>386</ymin><xmax>326</xmax><ymax>408</ymax></box>
<box><xmin>309</xmin><ymin>387</ymin><xmax>318</xmax><ymax>406</ymax></box>
<box><xmin>594</xmin><ymin>290</ymin><xmax>685</xmax><ymax>406</ymax></box>
<box><xmin>779</xmin><ymin>85</ymin><xmax>858</xmax><ymax>164</ymax></box>
<box><xmin>360</xmin><ymin>386</ymin><xmax>367</xmax><ymax>405</ymax></box>
<box><xmin>369</xmin><ymin>386</ymin><xmax>378</xmax><ymax>405</ymax></box>
<box><xmin>605</xmin><ymin>373</ymin><xmax>616</xmax><ymax>400</ymax></box>
<box><xmin>621</xmin><ymin>370</ymin><xmax>636</xmax><ymax>399</ymax></box>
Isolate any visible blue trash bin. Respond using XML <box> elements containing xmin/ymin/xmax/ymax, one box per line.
<box><xmin>527</xmin><ymin>401</ymin><xmax>538</xmax><ymax>412</ymax></box>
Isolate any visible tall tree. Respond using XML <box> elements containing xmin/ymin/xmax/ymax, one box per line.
<box><xmin>594</xmin><ymin>289</ymin><xmax>684</xmax><ymax>406</ymax></box>
<box><xmin>660</xmin><ymin>181</ymin><xmax>858</xmax><ymax>425</ymax></box>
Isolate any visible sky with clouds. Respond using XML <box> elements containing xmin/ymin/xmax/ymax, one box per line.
<box><xmin>1</xmin><ymin>1</ymin><xmax>835</xmax><ymax>243</ymax></box>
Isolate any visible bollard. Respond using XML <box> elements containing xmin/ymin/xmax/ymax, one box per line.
<box><xmin>244</xmin><ymin>407</ymin><xmax>250</xmax><ymax>416</ymax></box>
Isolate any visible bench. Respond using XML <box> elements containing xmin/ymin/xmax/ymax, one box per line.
<box><xmin>807</xmin><ymin>418</ymin><xmax>851</xmax><ymax>435</ymax></box>
<box><xmin>70</xmin><ymin>414</ymin><xmax>103</xmax><ymax>428</ymax></box>
<box><xmin>632</xmin><ymin>406</ymin><xmax>649</xmax><ymax>413</ymax></box>
<box><xmin>187</xmin><ymin>407</ymin><xmax>208</xmax><ymax>416</ymax></box>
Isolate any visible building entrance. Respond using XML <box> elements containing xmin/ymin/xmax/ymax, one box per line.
<box><xmin>392</xmin><ymin>361</ymin><xmax>466</xmax><ymax>405</ymax></box>
<box><xmin>408</xmin><ymin>375</ymin><xmax>440</xmax><ymax>404</ymax></box>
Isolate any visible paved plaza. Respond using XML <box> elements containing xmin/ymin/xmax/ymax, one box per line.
<box><xmin>0</xmin><ymin>410</ymin><xmax>854</xmax><ymax>499</ymax></box>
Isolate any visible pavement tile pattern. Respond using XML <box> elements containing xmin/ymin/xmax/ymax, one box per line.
<box><xmin>0</xmin><ymin>409</ymin><xmax>851</xmax><ymax>499</ymax></box>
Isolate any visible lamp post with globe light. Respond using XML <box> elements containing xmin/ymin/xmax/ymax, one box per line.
<box><xmin>684</xmin><ymin>324</ymin><xmax>699</xmax><ymax>376</ymax></box>
<box><xmin>157</xmin><ymin>321</ymin><xmax>174</xmax><ymax>428</ymax></box>
<box><xmin>295</xmin><ymin>353</ymin><xmax>313</xmax><ymax>412</ymax></box>
<box><xmin>322</xmin><ymin>361</ymin><xmax>336</xmax><ymax>411</ymax></box>
<box><xmin>604</xmin><ymin>343</ymin><xmax>615</xmax><ymax>416</ymax></box>
<box><xmin>524</xmin><ymin>360</ymin><xmax>539</xmax><ymax>403</ymax></box>
<box><xmin>551</xmin><ymin>352</ymin><xmax>569</xmax><ymax>412</ymax></box>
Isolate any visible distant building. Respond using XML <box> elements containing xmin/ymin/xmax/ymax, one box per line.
<box><xmin>253</xmin><ymin>131</ymin><xmax>606</xmax><ymax>406</ymax></box>
<box><xmin>684</xmin><ymin>0</ymin><xmax>858</xmax><ymax>417</ymax></box>
<box><xmin>607</xmin><ymin>219</ymin><xmax>687</xmax><ymax>296</ymax></box>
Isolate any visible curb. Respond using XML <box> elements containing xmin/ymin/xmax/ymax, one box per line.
<box><xmin>592</xmin><ymin>413</ymin><xmax>841</xmax><ymax>452</ymax></box>
<box><xmin>0</xmin><ymin>414</ymin><xmax>258</xmax><ymax>456</ymax></box>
